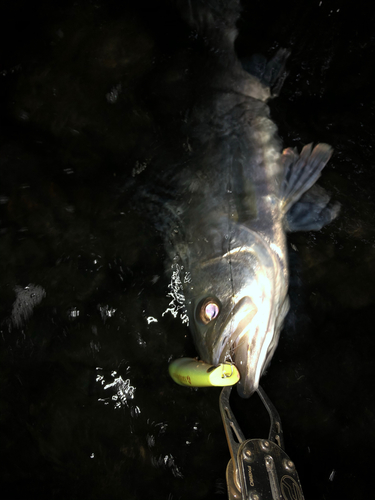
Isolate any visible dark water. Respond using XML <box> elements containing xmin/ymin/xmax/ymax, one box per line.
<box><xmin>1</xmin><ymin>1</ymin><xmax>374</xmax><ymax>499</ymax></box>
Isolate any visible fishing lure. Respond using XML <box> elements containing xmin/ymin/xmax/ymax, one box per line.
<box><xmin>169</xmin><ymin>357</ymin><xmax>240</xmax><ymax>387</ymax></box>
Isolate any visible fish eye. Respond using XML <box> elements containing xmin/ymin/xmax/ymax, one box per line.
<box><xmin>197</xmin><ymin>297</ymin><xmax>220</xmax><ymax>324</ymax></box>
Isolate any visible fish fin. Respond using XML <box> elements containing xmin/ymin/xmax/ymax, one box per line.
<box><xmin>281</xmin><ymin>143</ymin><xmax>339</xmax><ymax>231</ymax></box>
<box><xmin>242</xmin><ymin>49</ymin><xmax>290</xmax><ymax>97</ymax></box>
<box><xmin>177</xmin><ymin>0</ymin><xmax>241</xmax><ymax>49</ymax></box>
<box><xmin>285</xmin><ymin>184</ymin><xmax>341</xmax><ymax>232</ymax></box>
<box><xmin>281</xmin><ymin>143</ymin><xmax>332</xmax><ymax>213</ymax></box>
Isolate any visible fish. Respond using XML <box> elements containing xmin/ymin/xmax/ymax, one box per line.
<box><xmin>136</xmin><ymin>0</ymin><xmax>340</xmax><ymax>398</ymax></box>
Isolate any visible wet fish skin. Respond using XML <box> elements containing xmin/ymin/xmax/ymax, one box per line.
<box><xmin>150</xmin><ymin>0</ymin><xmax>339</xmax><ymax>397</ymax></box>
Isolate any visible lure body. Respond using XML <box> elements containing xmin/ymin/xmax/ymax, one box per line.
<box><xmin>169</xmin><ymin>357</ymin><xmax>240</xmax><ymax>387</ymax></box>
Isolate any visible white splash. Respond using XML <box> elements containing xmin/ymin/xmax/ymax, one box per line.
<box><xmin>68</xmin><ymin>307</ymin><xmax>80</xmax><ymax>318</ymax></box>
<box><xmin>98</xmin><ymin>305</ymin><xmax>117</xmax><ymax>322</ymax></box>
<box><xmin>162</xmin><ymin>263</ymin><xmax>190</xmax><ymax>325</ymax></box>
<box><xmin>96</xmin><ymin>367</ymin><xmax>135</xmax><ymax>410</ymax></box>
<box><xmin>151</xmin><ymin>453</ymin><xmax>184</xmax><ymax>479</ymax></box>
<box><xmin>184</xmin><ymin>272</ymin><xmax>192</xmax><ymax>284</ymax></box>
<box><xmin>146</xmin><ymin>316</ymin><xmax>158</xmax><ymax>324</ymax></box>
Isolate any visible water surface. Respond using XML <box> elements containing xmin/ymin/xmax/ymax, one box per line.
<box><xmin>1</xmin><ymin>1</ymin><xmax>374</xmax><ymax>499</ymax></box>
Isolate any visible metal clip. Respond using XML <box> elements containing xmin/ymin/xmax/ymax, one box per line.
<box><xmin>219</xmin><ymin>386</ymin><xmax>305</xmax><ymax>500</ymax></box>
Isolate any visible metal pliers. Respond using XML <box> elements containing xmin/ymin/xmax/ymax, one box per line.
<box><xmin>220</xmin><ymin>386</ymin><xmax>305</xmax><ymax>500</ymax></box>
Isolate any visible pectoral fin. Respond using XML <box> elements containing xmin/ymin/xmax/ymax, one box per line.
<box><xmin>281</xmin><ymin>143</ymin><xmax>340</xmax><ymax>231</ymax></box>
<box><xmin>242</xmin><ymin>48</ymin><xmax>290</xmax><ymax>97</ymax></box>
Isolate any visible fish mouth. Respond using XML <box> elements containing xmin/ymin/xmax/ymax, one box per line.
<box><xmin>213</xmin><ymin>296</ymin><xmax>272</xmax><ymax>398</ymax></box>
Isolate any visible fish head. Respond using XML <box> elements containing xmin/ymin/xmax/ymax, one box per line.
<box><xmin>184</xmin><ymin>224</ymin><xmax>289</xmax><ymax>398</ymax></box>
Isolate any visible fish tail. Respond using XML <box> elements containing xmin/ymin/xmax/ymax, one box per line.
<box><xmin>177</xmin><ymin>0</ymin><xmax>241</xmax><ymax>49</ymax></box>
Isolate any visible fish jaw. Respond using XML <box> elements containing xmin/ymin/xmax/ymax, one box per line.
<box><xmin>231</xmin><ymin>320</ymin><xmax>276</xmax><ymax>398</ymax></box>
<box><xmin>211</xmin><ymin>295</ymin><xmax>277</xmax><ymax>398</ymax></box>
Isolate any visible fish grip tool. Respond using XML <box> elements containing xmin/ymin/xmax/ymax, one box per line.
<box><xmin>219</xmin><ymin>386</ymin><xmax>305</xmax><ymax>500</ymax></box>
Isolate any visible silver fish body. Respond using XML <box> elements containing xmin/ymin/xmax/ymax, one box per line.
<box><xmin>167</xmin><ymin>91</ymin><xmax>291</xmax><ymax>398</ymax></box>
<box><xmin>147</xmin><ymin>1</ymin><xmax>339</xmax><ymax>397</ymax></box>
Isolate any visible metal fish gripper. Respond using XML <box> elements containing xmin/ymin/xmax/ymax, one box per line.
<box><xmin>219</xmin><ymin>386</ymin><xmax>305</xmax><ymax>500</ymax></box>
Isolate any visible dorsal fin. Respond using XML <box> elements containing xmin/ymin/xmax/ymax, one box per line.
<box><xmin>242</xmin><ymin>49</ymin><xmax>290</xmax><ymax>97</ymax></box>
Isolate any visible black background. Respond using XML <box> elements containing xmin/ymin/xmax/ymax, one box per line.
<box><xmin>1</xmin><ymin>1</ymin><xmax>374</xmax><ymax>499</ymax></box>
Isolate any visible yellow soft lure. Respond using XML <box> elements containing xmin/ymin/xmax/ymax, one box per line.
<box><xmin>169</xmin><ymin>357</ymin><xmax>240</xmax><ymax>387</ymax></box>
